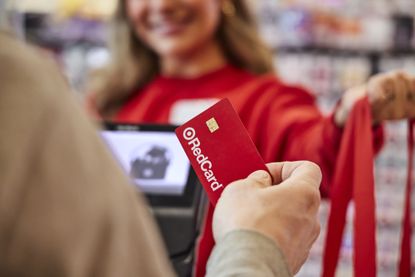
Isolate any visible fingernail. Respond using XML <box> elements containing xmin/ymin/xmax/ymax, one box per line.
<box><xmin>249</xmin><ymin>170</ymin><xmax>270</xmax><ymax>180</ymax></box>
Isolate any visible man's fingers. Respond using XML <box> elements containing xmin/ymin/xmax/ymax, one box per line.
<box><xmin>264</xmin><ymin>161</ymin><xmax>322</xmax><ymax>212</ymax></box>
<box><xmin>283</xmin><ymin>161</ymin><xmax>321</xmax><ymax>188</ymax></box>
<box><xmin>247</xmin><ymin>170</ymin><xmax>272</xmax><ymax>188</ymax></box>
<box><xmin>265</xmin><ymin>162</ymin><xmax>284</xmax><ymax>184</ymax></box>
<box><xmin>266</xmin><ymin>161</ymin><xmax>322</xmax><ymax>188</ymax></box>
<box><xmin>245</xmin><ymin>161</ymin><xmax>322</xmax><ymax>195</ymax></box>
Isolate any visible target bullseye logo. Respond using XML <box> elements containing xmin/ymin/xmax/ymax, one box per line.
<box><xmin>183</xmin><ymin>127</ymin><xmax>196</xmax><ymax>140</ymax></box>
<box><xmin>182</xmin><ymin>127</ymin><xmax>223</xmax><ymax>192</ymax></box>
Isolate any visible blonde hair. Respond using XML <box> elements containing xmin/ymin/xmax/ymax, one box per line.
<box><xmin>91</xmin><ymin>0</ymin><xmax>275</xmax><ymax>117</ymax></box>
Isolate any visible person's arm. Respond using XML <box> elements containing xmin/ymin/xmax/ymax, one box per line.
<box><xmin>252</xmin><ymin>86</ymin><xmax>341</xmax><ymax>197</ymax></box>
<box><xmin>259</xmin><ymin>85</ymin><xmax>383</xmax><ymax>197</ymax></box>
<box><xmin>207</xmin><ymin>230</ymin><xmax>291</xmax><ymax>277</ymax></box>
<box><xmin>208</xmin><ymin>162</ymin><xmax>322</xmax><ymax>276</ymax></box>
<box><xmin>0</xmin><ymin>33</ymin><xmax>175</xmax><ymax>277</ymax></box>
<box><xmin>262</xmin><ymin>70</ymin><xmax>414</xmax><ymax>197</ymax></box>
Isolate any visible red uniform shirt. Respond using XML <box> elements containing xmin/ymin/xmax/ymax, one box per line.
<box><xmin>115</xmin><ymin>64</ymin><xmax>361</xmax><ymax>195</ymax></box>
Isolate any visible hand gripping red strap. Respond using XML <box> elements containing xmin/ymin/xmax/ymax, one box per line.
<box><xmin>323</xmin><ymin>98</ymin><xmax>414</xmax><ymax>277</ymax></box>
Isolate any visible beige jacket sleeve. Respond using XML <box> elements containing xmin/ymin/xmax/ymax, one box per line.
<box><xmin>0</xmin><ymin>32</ymin><xmax>175</xmax><ymax>277</ymax></box>
<box><xmin>206</xmin><ymin>230</ymin><xmax>292</xmax><ymax>277</ymax></box>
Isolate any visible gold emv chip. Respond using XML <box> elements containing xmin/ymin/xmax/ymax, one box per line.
<box><xmin>206</xmin><ymin>117</ymin><xmax>219</xmax><ymax>133</ymax></box>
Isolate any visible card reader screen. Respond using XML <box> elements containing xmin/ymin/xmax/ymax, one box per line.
<box><xmin>101</xmin><ymin>130</ymin><xmax>190</xmax><ymax>195</ymax></box>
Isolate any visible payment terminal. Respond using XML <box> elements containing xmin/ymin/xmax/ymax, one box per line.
<box><xmin>101</xmin><ymin>123</ymin><xmax>207</xmax><ymax>277</ymax></box>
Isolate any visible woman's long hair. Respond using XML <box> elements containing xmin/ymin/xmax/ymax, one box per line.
<box><xmin>91</xmin><ymin>0</ymin><xmax>275</xmax><ymax>117</ymax></box>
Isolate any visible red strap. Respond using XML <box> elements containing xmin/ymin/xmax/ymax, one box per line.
<box><xmin>323</xmin><ymin>97</ymin><xmax>377</xmax><ymax>277</ymax></box>
<box><xmin>194</xmin><ymin>203</ymin><xmax>215</xmax><ymax>277</ymax></box>
<box><xmin>352</xmin><ymin>99</ymin><xmax>378</xmax><ymax>275</ymax></box>
<box><xmin>398</xmin><ymin>120</ymin><xmax>414</xmax><ymax>277</ymax></box>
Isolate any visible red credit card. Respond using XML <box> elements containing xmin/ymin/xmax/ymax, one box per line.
<box><xmin>175</xmin><ymin>98</ymin><xmax>269</xmax><ymax>206</ymax></box>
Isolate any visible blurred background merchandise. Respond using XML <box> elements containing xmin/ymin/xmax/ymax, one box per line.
<box><xmin>4</xmin><ymin>0</ymin><xmax>116</xmax><ymax>93</ymax></box>
<box><xmin>4</xmin><ymin>0</ymin><xmax>414</xmax><ymax>276</ymax></box>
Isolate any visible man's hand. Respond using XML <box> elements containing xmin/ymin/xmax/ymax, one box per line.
<box><xmin>212</xmin><ymin>161</ymin><xmax>322</xmax><ymax>275</ymax></box>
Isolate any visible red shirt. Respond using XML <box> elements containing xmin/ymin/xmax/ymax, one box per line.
<box><xmin>115</xmin><ymin>64</ymin><xmax>360</xmax><ymax>195</ymax></box>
